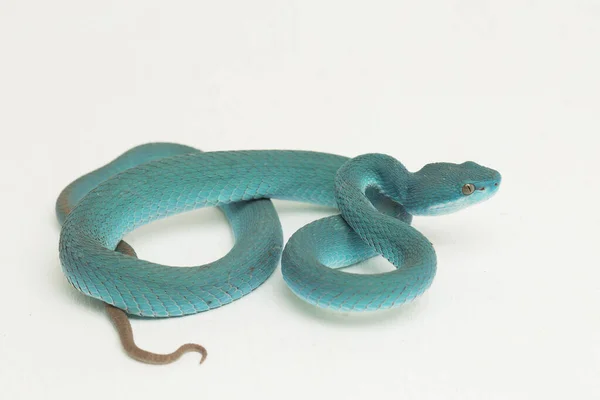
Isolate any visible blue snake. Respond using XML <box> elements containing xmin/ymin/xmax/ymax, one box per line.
<box><xmin>57</xmin><ymin>143</ymin><xmax>501</xmax><ymax>363</ymax></box>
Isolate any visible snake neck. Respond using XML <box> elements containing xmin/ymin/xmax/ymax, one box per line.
<box><xmin>334</xmin><ymin>154</ymin><xmax>435</xmax><ymax>268</ymax></box>
<box><xmin>334</xmin><ymin>153</ymin><xmax>412</xmax><ymax>207</ymax></box>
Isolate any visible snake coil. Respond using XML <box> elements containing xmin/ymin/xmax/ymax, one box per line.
<box><xmin>57</xmin><ymin>143</ymin><xmax>501</xmax><ymax>363</ymax></box>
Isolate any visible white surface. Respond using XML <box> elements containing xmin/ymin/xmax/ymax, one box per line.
<box><xmin>1</xmin><ymin>1</ymin><xmax>599</xmax><ymax>399</ymax></box>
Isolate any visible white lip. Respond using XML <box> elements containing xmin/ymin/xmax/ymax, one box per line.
<box><xmin>418</xmin><ymin>189</ymin><xmax>498</xmax><ymax>216</ymax></box>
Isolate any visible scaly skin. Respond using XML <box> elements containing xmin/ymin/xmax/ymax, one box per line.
<box><xmin>57</xmin><ymin>143</ymin><xmax>501</xmax><ymax>362</ymax></box>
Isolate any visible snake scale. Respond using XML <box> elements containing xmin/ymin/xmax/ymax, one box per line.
<box><xmin>56</xmin><ymin>143</ymin><xmax>501</xmax><ymax>364</ymax></box>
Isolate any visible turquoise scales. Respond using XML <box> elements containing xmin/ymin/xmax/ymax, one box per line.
<box><xmin>58</xmin><ymin>143</ymin><xmax>501</xmax><ymax>317</ymax></box>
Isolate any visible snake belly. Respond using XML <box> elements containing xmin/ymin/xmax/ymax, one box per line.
<box><xmin>58</xmin><ymin>143</ymin><xmax>444</xmax><ymax>317</ymax></box>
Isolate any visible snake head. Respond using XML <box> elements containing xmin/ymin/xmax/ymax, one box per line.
<box><xmin>405</xmin><ymin>161</ymin><xmax>501</xmax><ymax>216</ymax></box>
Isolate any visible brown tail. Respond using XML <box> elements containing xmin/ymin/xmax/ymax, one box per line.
<box><xmin>105</xmin><ymin>304</ymin><xmax>207</xmax><ymax>365</ymax></box>
<box><xmin>107</xmin><ymin>241</ymin><xmax>207</xmax><ymax>365</ymax></box>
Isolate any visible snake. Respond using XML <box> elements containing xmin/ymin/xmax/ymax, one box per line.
<box><xmin>56</xmin><ymin>142</ymin><xmax>501</xmax><ymax>364</ymax></box>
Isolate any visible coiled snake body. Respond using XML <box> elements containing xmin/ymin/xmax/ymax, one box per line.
<box><xmin>57</xmin><ymin>143</ymin><xmax>501</xmax><ymax>363</ymax></box>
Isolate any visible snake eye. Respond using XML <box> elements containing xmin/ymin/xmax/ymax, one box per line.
<box><xmin>462</xmin><ymin>183</ymin><xmax>475</xmax><ymax>195</ymax></box>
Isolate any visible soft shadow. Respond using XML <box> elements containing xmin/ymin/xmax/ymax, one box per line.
<box><xmin>276</xmin><ymin>278</ymin><xmax>427</xmax><ymax>327</ymax></box>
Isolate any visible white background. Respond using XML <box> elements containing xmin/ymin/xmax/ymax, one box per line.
<box><xmin>1</xmin><ymin>1</ymin><xmax>599</xmax><ymax>399</ymax></box>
